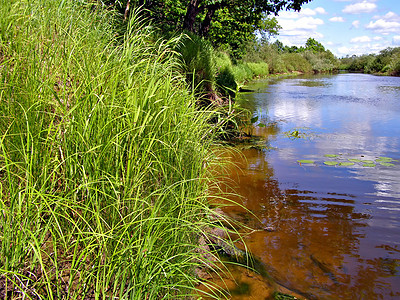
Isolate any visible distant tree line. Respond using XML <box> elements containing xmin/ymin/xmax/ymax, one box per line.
<box><xmin>340</xmin><ymin>47</ymin><xmax>400</xmax><ymax>76</ymax></box>
<box><xmin>243</xmin><ymin>37</ymin><xmax>339</xmax><ymax>74</ymax></box>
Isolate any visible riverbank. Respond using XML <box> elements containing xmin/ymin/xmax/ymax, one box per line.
<box><xmin>0</xmin><ymin>1</ymin><xmax>235</xmax><ymax>298</ymax></box>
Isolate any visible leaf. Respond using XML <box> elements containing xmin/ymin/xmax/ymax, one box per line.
<box><xmin>258</xmin><ymin>123</ymin><xmax>266</xmax><ymax>127</ymax></box>
<box><xmin>339</xmin><ymin>162</ymin><xmax>355</xmax><ymax>166</ymax></box>
<box><xmin>376</xmin><ymin>157</ymin><xmax>394</xmax><ymax>162</ymax></box>
<box><xmin>250</xmin><ymin>116</ymin><xmax>259</xmax><ymax>123</ymax></box>
<box><xmin>324</xmin><ymin>161</ymin><xmax>338</xmax><ymax>166</ymax></box>
<box><xmin>361</xmin><ymin>160</ymin><xmax>374</xmax><ymax>164</ymax></box>
<box><xmin>380</xmin><ymin>162</ymin><xmax>395</xmax><ymax>167</ymax></box>
<box><xmin>348</xmin><ymin>159</ymin><xmax>362</xmax><ymax>162</ymax></box>
<box><xmin>297</xmin><ymin>160</ymin><xmax>314</xmax><ymax>164</ymax></box>
<box><xmin>362</xmin><ymin>163</ymin><xmax>376</xmax><ymax>167</ymax></box>
<box><xmin>324</xmin><ymin>154</ymin><xmax>338</xmax><ymax>158</ymax></box>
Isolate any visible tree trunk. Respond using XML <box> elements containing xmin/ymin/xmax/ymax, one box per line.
<box><xmin>183</xmin><ymin>0</ymin><xmax>204</xmax><ymax>33</ymax></box>
<box><xmin>199</xmin><ymin>3</ymin><xmax>221</xmax><ymax>37</ymax></box>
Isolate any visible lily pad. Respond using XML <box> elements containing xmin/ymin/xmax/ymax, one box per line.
<box><xmin>376</xmin><ymin>157</ymin><xmax>394</xmax><ymax>162</ymax></box>
<box><xmin>297</xmin><ymin>160</ymin><xmax>314</xmax><ymax>164</ymax></box>
<box><xmin>380</xmin><ymin>162</ymin><xmax>395</xmax><ymax>167</ymax></box>
<box><xmin>258</xmin><ymin>123</ymin><xmax>266</xmax><ymax>127</ymax></box>
<box><xmin>362</xmin><ymin>163</ymin><xmax>376</xmax><ymax>167</ymax></box>
<box><xmin>324</xmin><ymin>154</ymin><xmax>339</xmax><ymax>158</ymax></box>
<box><xmin>339</xmin><ymin>162</ymin><xmax>355</xmax><ymax>166</ymax></box>
<box><xmin>361</xmin><ymin>160</ymin><xmax>374</xmax><ymax>164</ymax></box>
<box><xmin>348</xmin><ymin>159</ymin><xmax>362</xmax><ymax>162</ymax></box>
<box><xmin>324</xmin><ymin>161</ymin><xmax>338</xmax><ymax>166</ymax></box>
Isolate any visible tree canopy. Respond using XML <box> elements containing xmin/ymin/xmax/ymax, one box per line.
<box><xmin>107</xmin><ymin>0</ymin><xmax>312</xmax><ymax>57</ymax></box>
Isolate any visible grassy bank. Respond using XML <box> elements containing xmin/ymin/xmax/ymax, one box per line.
<box><xmin>178</xmin><ymin>35</ymin><xmax>339</xmax><ymax>99</ymax></box>
<box><xmin>0</xmin><ymin>1</ymin><xmax>234</xmax><ymax>298</ymax></box>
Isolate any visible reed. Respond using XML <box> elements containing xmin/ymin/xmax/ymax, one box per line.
<box><xmin>0</xmin><ymin>1</ymin><xmax>237</xmax><ymax>298</ymax></box>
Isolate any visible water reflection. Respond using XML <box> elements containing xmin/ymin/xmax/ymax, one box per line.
<box><xmin>220</xmin><ymin>74</ymin><xmax>400</xmax><ymax>299</ymax></box>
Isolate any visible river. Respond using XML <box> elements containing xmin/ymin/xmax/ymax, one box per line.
<box><xmin>218</xmin><ymin>73</ymin><xmax>400</xmax><ymax>299</ymax></box>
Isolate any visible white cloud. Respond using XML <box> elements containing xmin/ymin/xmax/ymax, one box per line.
<box><xmin>337</xmin><ymin>42</ymin><xmax>390</xmax><ymax>56</ymax></box>
<box><xmin>373</xmin><ymin>36</ymin><xmax>383</xmax><ymax>41</ymax></box>
<box><xmin>278</xmin><ymin>32</ymin><xmax>325</xmax><ymax>48</ymax></box>
<box><xmin>393</xmin><ymin>36</ymin><xmax>400</xmax><ymax>46</ymax></box>
<box><xmin>274</xmin><ymin>5</ymin><xmax>326</xmax><ymax>51</ymax></box>
<box><xmin>366</xmin><ymin>19</ymin><xmax>400</xmax><ymax>34</ymax></box>
<box><xmin>382</xmin><ymin>11</ymin><xmax>400</xmax><ymax>22</ymax></box>
<box><xmin>279</xmin><ymin>17</ymin><xmax>324</xmax><ymax>31</ymax></box>
<box><xmin>314</xmin><ymin>7</ymin><xmax>327</xmax><ymax>15</ymax></box>
<box><xmin>350</xmin><ymin>35</ymin><xmax>372</xmax><ymax>43</ymax></box>
<box><xmin>342</xmin><ymin>1</ymin><xmax>377</xmax><ymax>14</ymax></box>
<box><xmin>330</xmin><ymin>17</ymin><xmax>345</xmax><ymax>22</ymax></box>
<box><xmin>300</xmin><ymin>8</ymin><xmax>319</xmax><ymax>16</ymax></box>
<box><xmin>278</xmin><ymin>7</ymin><xmax>326</xmax><ymax>19</ymax></box>
<box><xmin>352</xmin><ymin>20</ymin><xmax>360</xmax><ymax>28</ymax></box>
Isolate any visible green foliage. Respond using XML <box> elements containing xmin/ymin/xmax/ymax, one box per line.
<box><xmin>178</xmin><ymin>32</ymin><xmax>216</xmax><ymax>92</ymax></box>
<box><xmin>305</xmin><ymin>37</ymin><xmax>325</xmax><ymax>53</ymax></box>
<box><xmin>215</xmin><ymin>51</ymin><xmax>237</xmax><ymax>94</ymax></box>
<box><xmin>101</xmin><ymin>0</ymin><xmax>311</xmax><ymax>59</ymax></box>
<box><xmin>301</xmin><ymin>50</ymin><xmax>338</xmax><ymax>73</ymax></box>
<box><xmin>246</xmin><ymin>62</ymin><xmax>269</xmax><ymax>77</ymax></box>
<box><xmin>232</xmin><ymin>63</ymin><xmax>254</xmax><ymax>84</ymax></box>
<box><xmin>0</xmin><ymin>1</ymin><xmax>236</xmax><ymax>298</ymax></box>
<box><xmin>281</xmin><ymin>53</ymin><xmax>312</xmax><ymax>73</ymax></box>
<box><xmin>340</xmin><ymin>47</ymin><xmax>400</xmax><ymax>75</ymax></box>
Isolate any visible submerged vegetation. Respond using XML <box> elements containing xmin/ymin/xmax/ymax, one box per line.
<box><xmin>0</xmin><ymin>0</ymin><xmax>241</xmax><ymax>298</ymax></box>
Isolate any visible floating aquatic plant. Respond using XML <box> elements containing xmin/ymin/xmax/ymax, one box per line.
<box><xmin>296</xmin><ymin>155</ymin><xmax>398</xmax><ymax>169</ymax></box>
<box><xmin>297</xmin><ymin>160</ymin><xmax>314</xmax><ymax>164</ymax></box>
<box><xmin>284</xmin><ymin>127</ymin><xmax>315</xmax><ymax>140</ymax></box>
<box><xmin>348</xmin><ymin>158</ymin><xmax>362</xmax><ymax>162</ymax></box>
<box><xmin>324</xmin><ymin>161</ymin><xmax>338</xmax><ymax>166</ymax></box>
<box><xmin>324</xmin><ymin>154</ymin><xmax>339</xmax><ymax>158</ymax></box>
<box><xmin>380</xmin><ymin>162</ymin><xmax>395</xmax><ymax>167</ymax></box>
<box><xmin>250</xmin><ymin>116</ymin><xmax>259</xmax><ymax>123</ymax></box>
<box><xmin>363</xmin><ymin>163</ymin><xmax>376</xmax><ymax>167</ymax></box>
<box><xmin>376</xmin><ymin>157</ymin><xmax>396</xmax><ymax>162</ymax></box>
<box><xmin>362</xmin><ymin>160</ymin><xmax>374</xmax><ymax>164</ymax></box>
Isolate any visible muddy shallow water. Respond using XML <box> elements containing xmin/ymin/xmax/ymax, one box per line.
<box><xmin>217</xmin><ymin>73</ymin><xmax>400</xmax><ymax>299</ymax></box>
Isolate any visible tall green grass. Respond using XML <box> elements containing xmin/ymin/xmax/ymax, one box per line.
<box><xmin>178</xmin><ymin>32</ymin><xmax>216</xmax><ymax>93</ymax></box>
<box><xmin>0</xmin><ymin>0</ymin><xmax>237</xmax><ymax>298</ymax></box>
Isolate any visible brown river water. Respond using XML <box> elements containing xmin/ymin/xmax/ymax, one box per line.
<box><xmin>212</xmin><ymin>73</ymin><xmax>400</xmax><ymax>299</ymax></box>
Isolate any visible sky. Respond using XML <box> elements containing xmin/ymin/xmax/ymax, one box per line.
<box><xmin>272</xmin><ymin>0</ymin><xmax>400</xmax><ymax>57</ymax></box>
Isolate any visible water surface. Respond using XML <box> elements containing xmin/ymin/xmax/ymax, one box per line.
<box><xmin>221</xmin><ymin>73</ymin><xmax>400</xmax><ymax>299</ymax></box>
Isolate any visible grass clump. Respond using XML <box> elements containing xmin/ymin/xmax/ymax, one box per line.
<box><xmin>0</xmin><ymin>1</ymin><xmax>235</xmax><ymax>298</ymax></box>
<box><xmin>246</xmin><ymin>62</ymin><xmax>269</xmax><ymax>77</ymax></box>
<box><xmin>178</xmin><ymin>31</ymin><xmax>216</xmax><ymax>93</ymax></box>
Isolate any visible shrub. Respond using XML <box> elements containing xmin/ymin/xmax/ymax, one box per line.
<box><xmin>246</xmin><ymin>62</ymin><xmax>269</xmax><ymax>77</ymax></box>
<box><xmin>232</xmin><ymin>63</ymin><xmax>254</xmax><ymax>84</ymax></box>
<box><xmin>281</xmin><ymin>53</ymin><xmax>312</xmax><ymax>73</ymax></box>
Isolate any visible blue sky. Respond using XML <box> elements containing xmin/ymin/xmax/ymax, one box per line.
<box><xmin>273</xmin><ymin>0</ymin><xmax>400</xmax><ymax>57</ymax></box>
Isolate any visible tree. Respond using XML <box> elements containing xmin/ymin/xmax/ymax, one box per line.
<box><xmin>182</xmin><ymin>0</ymin><xmax>311</xmax><ymax>37</ymax></box>
<box><xmin>102</xmin><ymin>0</ymin><xmax>311</xmax><ymax>57</ymax></box>
<box><xmin>305</xmin><ymin>37</ymin><xmax>325</xmax><ymax>53</ymax></box>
